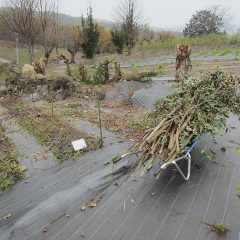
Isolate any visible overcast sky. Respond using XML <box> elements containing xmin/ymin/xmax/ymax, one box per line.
<box><xmin>59</xmin><ymin>0</ymin><xmax>240</xmax><ymax>29</ymax></box>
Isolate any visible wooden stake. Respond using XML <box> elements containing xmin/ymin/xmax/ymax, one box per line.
<box><xmin>97</xmin><ymin>99</ymin><xmax>103</xmax><ymax>148</ymax></box>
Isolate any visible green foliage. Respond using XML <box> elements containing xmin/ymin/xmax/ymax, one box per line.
<box><xmin>235</xmin><ymin>148</ymin><xmax>240</xmax><ymax>155</ymax></box>
<box><xmin>81</xmin><ymin>7</ymin><xmax>100</xmax><ymax>59</ymax></box>
<box><xmin>195</xmin><ymin>60</ymin><xmax>203</xmax><ymax>67</ymax></box>
<box><xmin>130</xmin><ymin>116</ymin><xmax>152</xmax><ymax>132</ymax></box>
<box><xmin>237</xmin><ymin>184</ymin><xmax>240</xmax><ymax>198</ymax></box>
<box><xmin>0</xmin><ymin>70</ymin><xmax>7</xmax><ymax>85</ymax></box>
<box><xmin>151</xmin><ymin>69</ymin><xmax>240</xmax><ymax>151</ymax></box>
<box><xmin>202</xmin><ymin>221</ymin><xmax>228</xmax><ymax>239</ymax></box>
<box><xmin>125</xmin><ymin>69</ymin><xmax>159</xmax><ymax>81</ymax></box>
<box><xmin>136</xmin><ymin>34</ymin><xmax>240</xmax><ymax>52</ymax></box>
<box><xmin>94</xmin><ymin>64</ymin><xmax>106</xmax><ymax>84</ymax></box>
<box><xmin>229</xmin><ymin>33</ymin><xmax>240</xmax><ymax>45</ymax></box>
<box><xmin>118</xmin><ymin>0</ymin><xmax>139</xmax><ymax>55</ymax></box>
<box><xmin>215</xmin><ymin>223</ymin><xmax>228</xmax><ymax>236</ymax></box>
<box><xmin>183</xmin><ymin>10</ymin><xmax>224</xmax><ymax>37</ymax></box>
<box><xmin>158</xmin><ymin>64</ymin><xmax>165</xmax><ymax>71</ymax></box>
<box><xmin>0</xmin><ymin>125</ymin><xmax>23</xmax><ymax>191</ymax></box>
<box><xmin>110</xmin><ymin>28</ymin><xmax>126</xmax><ymax>54</ymax></box>
<box><xmin>79</xmin><ymin>64</ymin><xmax>106</xmax><ymax>84</ymax></box>
<box><xmin>199</xmin><ymin>50</ymin><xmax>209</xmax><ymax>56</ymax></box>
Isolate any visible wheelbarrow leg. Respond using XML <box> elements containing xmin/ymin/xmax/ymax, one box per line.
<box><xmin>172</xmin><ymin>153</ymin><xmax>191</xmax><ymax>181</ymax></box>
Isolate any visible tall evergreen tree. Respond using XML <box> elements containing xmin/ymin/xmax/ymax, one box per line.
<box><xmin>117</xmin><ymin>0</ymin><xmax>140</xmax><ymax>55</ymax></box>
<box><xmin>110</xmin><ymin>28</ymin><xmax>126</xmax><ymax>54</ymax></box>
<box><xmin>81</xmin><ymin>7</ymin><xmax>99</xmax><ymax>59</ymax></box>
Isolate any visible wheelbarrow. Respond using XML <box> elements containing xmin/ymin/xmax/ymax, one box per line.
<box><xmin>119</xmin><ymin>138</ymin><xmax>200</xmax><ymax>181</ymax></box>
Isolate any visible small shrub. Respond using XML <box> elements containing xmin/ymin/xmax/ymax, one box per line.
<box><xmin>125</xmin><ymin>69</ymin><xmax>159</xmax><ymax>82</ymax></box>
<box><xmin>111</xmin><ymin>28</ymin><xmax>126</xmax><ymax>54</ymax></box>
<box><xmin>195</xmin><ymin>60</ymin><xmax>203</xmax><ymax>67</ymax></box>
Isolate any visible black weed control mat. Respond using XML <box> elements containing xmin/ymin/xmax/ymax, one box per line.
<box><xmin>0</xmin><ymin>115</ymin><xmax>240</xmax><ymax>240</ymax></box>
<box><xmin>131</xmin><ymin>82</ymin><xmax>173</xmax><ymax>110</ymax></box>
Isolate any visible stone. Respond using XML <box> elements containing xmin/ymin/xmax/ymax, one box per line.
<box><xmin>0</xmin><ymin>85</ymin><xmax>7</xmax><ymax>97</ymax></box>
<box><xmin>19</xmin><ymin>165</ymin><xmax>28</xmax><ymax>172</ymax></box>
<box><xmin>22</xmin><ymin>64</ymin><xmax>36</xmax><ymax>78</ymax></box>
<box><xmin>36</xmin><ymin>85</ymin><xmax>42</xmax><ymax>91</ymax></box>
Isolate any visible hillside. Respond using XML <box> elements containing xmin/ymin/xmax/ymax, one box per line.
<box><xmin>59</xmin><ymin>13</ymin><xmax>115</xmax><ymax>28</ymax></box>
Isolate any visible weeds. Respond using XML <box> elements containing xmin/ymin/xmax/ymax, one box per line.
<box><xmin>236</xmin><ymin>184</ymin><xmax>240</xmax><ymax>198</ymax></box>
<box><xmin>0</xmin><ymin>71</ymin><xmax>7</xmax><ymax>85</ymax></box>
<box><xmin>129</xmin><ymin>116</ymin><xmax>152</xmax><ymax>132</ymax></box>
<box><xmin>198</xmin><ymin>50</ymin><xmax>209</xmax><ymax>56</ymax></box>
<box><xmin>136</xmin><ymin>33</ymin><xmax>240</xmax><ymax>52</ymax></box>
<box><xmin>124</xmin><ymin>69</ymin><xmax>159</xmax><ymax>81</ymax></box>
<box><xmin>54</xmin><ymin>103</ymin><xmax>145</xmax><ymax>140</ymax></box>
<box><xmin>70</xmin><ymin>61</ymin><xmax>159</xmax><ymax>84</ymax></box>
<box><xmin>235</xmin><ymin>148</ymin><xmax>240</xmax><ymax>155</ymax></box>
<box><xmin>195</xmin><ymin>60</ymin><xmax>203</xmax><ymax>67</ymax></box>
<box><xmin>59</xmin><ymin>108</ymin><xmax>82</xmax><ymax>117</ymax></box>
<box><xmin>1</xmin><ymin>97</ymin><xmax>96</xmax><ymax>161</ymax></box>
<box><xmin>202</xmin><ymin>221</ymin><xmax>228</xmax><ymax>239</ymax></box>
<box><xmin>0</xmin><ymin>124</ymin><xmax>24</xmax><ymax>191</ymax></box>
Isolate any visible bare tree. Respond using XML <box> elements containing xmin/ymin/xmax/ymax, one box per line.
<box><xmin>53</xmin><ymin>3</ymin><xmax>59</xmax><ymax>64</ymax></box>
<box><xmin>38</xmin><ymin>0</ymin><xmax>57</xmax><ymax>62</ymax></box>
<box><xmin>138</xmin><ymin>24</ymin><xmax>154</xmax><ymax>43</ymax></box>
<box><xmin>210</xmin><ymin>5</ymin><xmax>233</xmax><ymax>32</ymax></box>
<box><xmin>63</xmin><ymin>26</ymin><xmax>84</xmax><ymax>63</ymax></box>
<box><xmin>117</xmin><ymin>0</ymin><xmax>141</xmax><ymax>55</ymax></box>
<box><xmin>2</xmin><ymin>0</ymin><xmax>40</xmax><ymax>63</ymax></box>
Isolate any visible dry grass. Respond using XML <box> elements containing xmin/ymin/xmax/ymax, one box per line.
<box><xmin>1</xmin><ymin>97</ymin><xmax>97</xmax><ymax>161</ymax></box>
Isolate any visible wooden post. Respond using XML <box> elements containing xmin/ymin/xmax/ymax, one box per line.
<box><xmin>97</xmin><ymin>99</ymin><xmax>103</xmax><ymax>148</ymax></box>
<box><xmin>103</xmin><ymin>60</ymin><xmax>110</xmax><ymax>82</ymax></box>
<box><xmin>51</xmin><ymin>95</ymin><xmax>54</xmax><ymax>117</ymax></box>
<box><xmin>113</xmin><ymin>62</ymin><xmax>122</xmax><ymax>82</ymax></box>
<box><xmin>59</xmin><ymin>54</ymin><xmax>71</xmax><ymax>76</ymax></box>
<box><xmin>78</xmin><ymin>64</ymin><xmax>86</xmax><ymax>82</ymax></box>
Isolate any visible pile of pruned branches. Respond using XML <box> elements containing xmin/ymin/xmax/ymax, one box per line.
<box><xmin>129</xmin><ymin>70</ymin><xmax>240</xmax><ymax>177</ymax></box>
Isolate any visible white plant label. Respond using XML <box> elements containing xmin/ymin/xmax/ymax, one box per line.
<box><xmin>72</xmin><ymin>139</ymin><xmax>87</xmax><ymax>151</ymax></box>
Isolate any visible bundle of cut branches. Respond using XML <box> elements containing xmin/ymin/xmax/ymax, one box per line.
<box><xmin>130</xmin><ymin>70</ymin><xmax>240</xmax><ymax>178</ymax></box>
<box><xmin>176</xmin><ymin>44</ymin><xmax>192</xmax><ymax>71</ymax></box>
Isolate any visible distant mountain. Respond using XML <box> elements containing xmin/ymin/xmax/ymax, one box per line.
<box><xmin>59</xmin><ymin>13</ymin><xmax>184</xmax><ymax>33</ymax></box>
<box><xmin>58</xmin><ymin>13</ymin><xmax>115</xmax><ymax>29</ymax></box>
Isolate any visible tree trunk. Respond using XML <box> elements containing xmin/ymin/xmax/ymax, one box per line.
<box><xmin>70</xmin><ymin>52</ymin><xmax>76</xmax><ymax>64</ymax></box>
<box><xmin>45</xmin><ymin>46</ymin><xmax>54</xmax><ymax>63</ymax></box>
<box><xmin>56</xmin><ymin>45</ymin><xmax>59</xmax><ymax>64</ymax></box>
<box><xmin>114</xmin><ymin>62</ymin><xmax>122</xmax><ymax>82</ymax></box>
<box><xmin>127</xmin><ymin>38</ymin><xmax>134</xmax><ymax>56</ymax></box>
<box><xmin>31</xmin><ymin>45</ymin><xmax>35</xmax><ymax>62</ymax></box>
<box><xmin>127</xmin><ymin>45</ymin><xmax>132</xmax><ymax>56</ymax></box>
<box><xmin>28</xmin><ymin>44</ymin><xmax>34</xmax><ymax>64</ymax></box>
